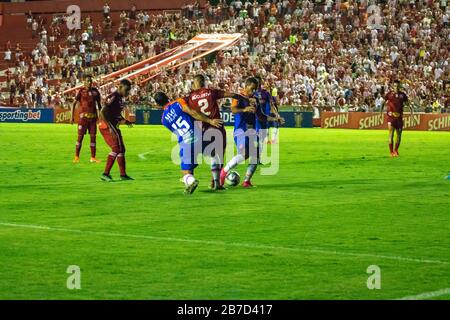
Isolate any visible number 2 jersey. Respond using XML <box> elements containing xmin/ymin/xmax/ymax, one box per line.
<box><xmin>185</xmin><ymin>88</ymin><xmax>224</xmax><ymax>131</ymax></box>
<box><xmin>161</xmin><ymin>98</ymin><xmax>200</xmax><ymax>145</ymax></box>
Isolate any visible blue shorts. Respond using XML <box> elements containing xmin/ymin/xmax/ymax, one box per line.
<box><xmin>268</xmin><ymin>121</ymin><xmax>279</xmax><ymax>128</ymax></box>
<box><xmin>179</xmin><ymin>142</ymin><xmax>201</xmax><ymax>171</ymax></box>
<box><xmin>234</xmin><ymin>128</ymin><xmax>259</xmax><ymax>159</ymax></box>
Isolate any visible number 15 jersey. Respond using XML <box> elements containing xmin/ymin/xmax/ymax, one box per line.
<box><xmin>161</xmin><ymin>98</ymin><xmax>199</xmax><ymax>145</ymax></box>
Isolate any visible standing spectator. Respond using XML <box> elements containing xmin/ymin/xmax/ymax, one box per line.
<box><xmin>81</xmin><ymin>30</ymin><xmax>90</xmax><ymax>44</ymax></box>
<box><xmin>4</xmin><ymin>49</ymin><xmax>12</xmax><ymax>64</ymax></box>
<box><xmin>31</xmin><ymin>20</ymin><xmax>39</xmax><ymax>39</ymax></box>
<box><xmin>103</xmin><ymin>3</ymin><xmax>111</xmax><ymax>18</ymax></box>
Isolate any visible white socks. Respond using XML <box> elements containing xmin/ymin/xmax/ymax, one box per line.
<box><xmin>210</xmin><ymin>155</ymin><xmax>221</xmax><ymax>181</ymax></box>
<box><xmin>271</xmin><ymin>127</ymin><xmax>279</xmax><ymax>141</ymax></box>
<box><xmin>245</xmin><ymin>164</ymin><xmax>257</xmax><ymax>182</ymax></box>
<box><xmin>224</xmin><ymin>154</ymin><xmax>245</xmax><ymax>173</ymax></box>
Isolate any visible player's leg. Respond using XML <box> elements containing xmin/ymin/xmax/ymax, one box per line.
<box><xmin>74</xmin><ymin>120</ymin><xmax>87</xmax><ymax>163</ymax></box>
<box><xmin>271</xmin><ymin>121</ymin><xmax>279</xmax><ymax>144</ymax></box>
<box><xmin>210</xmin><ymin>154</ymin><xmax>224</xmax><ymax>190</ymax></box>
<box><xmin>387</xmin><ymin>122</ymin><xmax>395</xmax><ymax>157</ymax></box>
<box><xmin>99</xmin><ymin>123</ymin><xmax>119</xmax><ymax>181</ymax></box>
<box><xmin>89</xmin><ymin>119</ymin><xmax>100</xmax><ymax>163</ymax></box>
<box><xmin>181</xmin><ymin>169</ymin><xmax>199</xmax><ymax>195</ymax></box>
<box><xmin>264</xmin><ymin>122</ymin><xmax>271</xmax><ymax>144</ymax></box>
<box><xmin>206</xmin><ymin>128</ymin><xmax>226</xmax><ymax>191</ymax></box>
<box><xmin>243</xmin><ymin>163</ymin><xmax>257</xmax><ymax>187</ymax></box>
<box><xmin>243</xmin><ymin>132</ymin><xmax>259</xmax><ymax>187</ymax></box>
<box><xmin>220</xmin><ymin>134</ymin><xmax>247</xmax><ymax>187</ymax></box>
<box><xmin>180</xmin><ymin>143</ymin><xmax>199</xmax><ymax>194</ymax></box>
<box><xmin>256</xmin><ymin>128</ymin><xmax>267</xmax><ymax>165</ymax></box>
<box><xmin>115</xmin><ymin>129</ymin><xmax>132</xmax><ymax>180</ymax></box>
<box><xmin>394</xmin><ymin>127</ymin><xmax>402</xmax><ymax>157</ymax></box>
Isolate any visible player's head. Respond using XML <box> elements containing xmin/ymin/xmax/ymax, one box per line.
<box><xmin>393</xmin><ymin>79</ymin><xmax>402</xmax><ymax>92</ymax></box>
<box><xmin>192</xmin><ymin>74</ymin><xmax>206</xmax><ymax>90</ymax></box>
<box><xmin>83</xmin><ymin>74</ymin><xmax>93</xmax><ymax>89</ymax></box>
<box><xmin>254</xmin><ymin>75</ymin><xmax>263</xmax><ymax>89</ymax></box>
<box><xmin>154</xmin><ymin>91</ymin><xmax>170</xmax><ymax>107</ymax></box>
<box><xmin>118</xmin><ymin>79</ymin><xmax>132</xmax><ymax>97</ymax></box>
<box><xmin>244</xmin><ymin>77</ymin><xmax>258</xmax><ymax>95</ymax></box>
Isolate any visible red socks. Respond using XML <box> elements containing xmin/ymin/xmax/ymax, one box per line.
<box><xmin>117</xmin><ymin>153</ymin><xmax>126</xmax><ymax>176</ymax></box>
<box><xmin>389</xmin><ymin>143</ymin><xmax>393</xmax><ymax>153</ymax></box>
<box><xmin>75</xmin><ymin>135</ymin><xmax>84</xmax><ymax>157</ymax></box>
<box><xmin>90</xmin><ymin>135</ymin><xmax>96</xmax><ymax>158</ymax></box>
<box><xmin>104</xmin><ymin>152</ymin><xmax>117</xmax><ymax>175</ymax></box>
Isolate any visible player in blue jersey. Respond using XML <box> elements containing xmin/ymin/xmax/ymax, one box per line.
<box><xmin>254</xmin><ymin>76</ymin><xmax>281</xmax><ymax>144</ymax></box>
<box><xmin>154</xmin><ymin>92</ymin><xmax>223</xmax><ymax>194</ymax></box>
<box><xmin>268</xmin><ymin>93</ymin><xmax>281</xmax><ymax>144</ymax></box>
<box><xmin>219</xmin><ymin>77</ymin><xmax>284</xmax><ymax>188</ymax></box>
<box><xmin>254</xmin><ymin>76</ymin><xmax>273</xmax><ymax>148</ymax></box>
<box><xmin>254</xmin><ymin>76</ymin><xmax>271</xmax><ymax>134</ymax></box>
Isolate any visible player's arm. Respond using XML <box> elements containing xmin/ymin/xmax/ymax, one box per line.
<box><xmin>119</xmin><ymin>114</ymin><xmax>133</xmax><ymax>128</ymax></box>
<box><xmin>230</xmin><ymin>98</ymin><xmax>256</xmax><ymax>114</ymax></box>
<box><xmin>271</xmin><ymin>96</ymin><xmax>280</xmax><ymax>117</ymax></box>
<box><xmin>99</xmin><ymin>94</ymin><xmax>114</xmax><ymax>123</ymax></box>
<box><xmin>264</xmin><ymin>112</ymin><xmax>285</xmax><ymax>125</ymax></box>
<box><xmin>222</xmin><ymin>91</ymin><xmax>248</xmax><ymax>101</ymax></box>
<box><xmin>95</xmin><ymin>89</ymin><xmax>102</xmax><ymax>114</ymax></box>
<box><xmin>379</xmin><ymin>100</ymin><xmax>385</xmax><ymax>115</ymax></box>
<box><xmin>181</xmin><ymin>103</ymin><xmax>223</xmax><ymax>128</ymax></box>
<box><xmin>223</xmin><ymin>91</ymin><xmax>258</xmax><ymax>108</ymax></box>
<box><xmin>70</xmin><ymin>94</ymin><xmax>79</xmax><ymax>125</ymax></box>
<box><xmin>99</xmin><ymin>103</ymin><xmax>110</xmax><ymax>122</ymax></box>
<box><xmin>406</xmin><ymin>99</ymin><xmax>416</xmax><ymax>125</ymax></box>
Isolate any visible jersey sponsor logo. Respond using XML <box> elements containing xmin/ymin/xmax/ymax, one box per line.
<box><xmin>323</xmin><ymin>113</ymin><xmax>349</xmax><ymax>128</ymax></box>
<box><xmin>190</xmin><ymin>92</ymin><xmax>211</xmax><ymax>100</ymax></box>
<box><xmin>164</xmin><ymin>107</ymin><xmax>178</xmax><ymax>123</ymax></box>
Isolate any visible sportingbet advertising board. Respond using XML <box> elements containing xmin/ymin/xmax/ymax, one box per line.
<box><xmin>0</xmin><ymin>108</ymin><xmax>54</xmax><ymax>123</ymax></box>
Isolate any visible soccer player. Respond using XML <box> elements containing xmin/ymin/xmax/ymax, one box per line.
<box><xmin>254</xmin><ymin>76</ymin><xmax>275</xmax><ymax>145</ymax></box>
<box><xmin>154</xmin><ymin>92</ymin><xmax>223</xmax><ymax>194</ymax></box>
<box><xmin>269</xmin><ymin>93</ymin><xmax>281</xmax><ymax>144</ymax></box>
<box><xmin>380</xmin><ymin>80</ymin><xmax>414</xmax><ymax>157</ymax></box>
<box><xmin>220</xmin><ymin>77</ymin><xmax>284</xmax><ymax>188</ymax></box>
<box><xmin>185</xmin><ymin>74</ymin><xmax>249</xmax><ymax>190</ymax></box>
<box><xmin>98</xmin><ymin>79</ymin><xmax>134</xmax><ymax>182</ymax></box>
<box><xmin>71</xmin><ymin>74</ymin><xmax>102</xmax><ymax>163</ymax></box>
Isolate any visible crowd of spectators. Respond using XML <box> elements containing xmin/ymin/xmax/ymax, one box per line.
<box><xmin>1</xmin><ymin>0</ymin><xmax>449</xmax><ymax>115</ymax></box>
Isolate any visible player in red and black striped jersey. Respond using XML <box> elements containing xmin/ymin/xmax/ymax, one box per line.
<box><xmin>380</xmin><ymin>80</ymin><xmax>414</xmax><ymax>157</ymax></box>
<box><xmin>185</xmin><ymin>74</ymin><xmax>248</xmax><ymax>190</ymax></box>
<box><xmin>98</xmin><ymin>79</ymin><xmax>134</xmax><ymax>182</ymax></box>
<box><xmin>71</xmin><ymin>74</ymin><xmax>102</xmax><ymax>163</ymax></box>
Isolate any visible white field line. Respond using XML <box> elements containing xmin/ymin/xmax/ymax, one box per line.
<box><xmin>138</xmin><ymin>152</ymin><xmax>150</xmax><ymax>160</ymax></box>
<box><xmin>397</xmin><ymin>288</ymin><xmax>450</xmax><ymax>300</ymax></box>
<box><xmin>0</xmin><ymin>222</ymin><xmax>449</xmax><ymax>265</ymax></box>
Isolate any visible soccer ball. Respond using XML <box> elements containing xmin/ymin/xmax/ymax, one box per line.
<box><xmin>225</xmin><ymin>171</ymin><xmax>241</xmax><ymax>187</ymax></box>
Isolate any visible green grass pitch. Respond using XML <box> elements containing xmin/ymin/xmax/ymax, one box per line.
<box><xmin>0</xmin><ymin>123</ymin><xmax>449</xmax><ymax>300</ymax></box>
